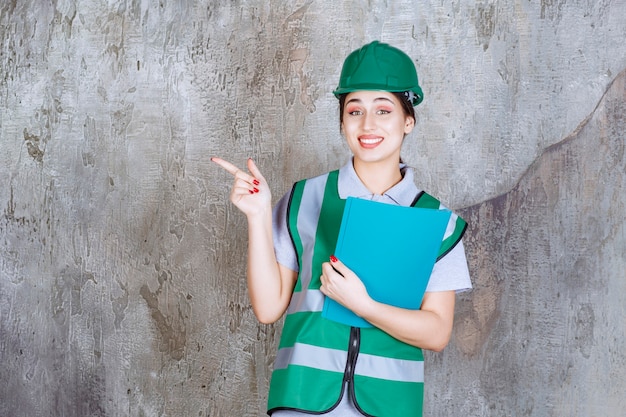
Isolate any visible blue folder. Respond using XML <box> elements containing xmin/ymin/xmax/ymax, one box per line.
<box><xmin>322</xmin><ymin>197</ymin><xmax>452</xmax><ymax>328</ymax></box>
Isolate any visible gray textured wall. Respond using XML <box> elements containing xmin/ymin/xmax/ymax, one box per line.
<box><xmin>1</xmin><ymin>1</ymin><xmax>625</xmax><ymax>416</ymax></box>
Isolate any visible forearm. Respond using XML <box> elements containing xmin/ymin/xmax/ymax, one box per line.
<box><xmin>246</xmin><ymin>209</ymin><xmax>294</xmax><ymax>324</ymax></box>
<box><xmin>356</xmin><ymin>291</ymin><xmax>456</xmax><ymax>352</ymax></box>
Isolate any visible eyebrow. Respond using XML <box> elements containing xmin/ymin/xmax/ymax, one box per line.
<box><xmin>345</xmin><ymin>97</ymin><xmax>396</xmax><ymax>106</ymax></box>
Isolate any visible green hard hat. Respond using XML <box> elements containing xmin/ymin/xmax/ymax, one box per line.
<box><xmin>333</xmin><ymin>40</ymin><xmax>423</xmax><ymax>106</ymax></box>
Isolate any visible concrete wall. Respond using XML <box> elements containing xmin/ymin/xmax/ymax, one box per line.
<box><xmin>1</xmin><ymin>1</ymin><xmax>624</xmax><ymax>416</ymax></box>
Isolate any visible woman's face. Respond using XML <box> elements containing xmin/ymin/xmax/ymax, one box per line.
<box><xmin>341</xmin><ymin>90</ymin><xmax>415</xmax><ymax>167</ymax></box>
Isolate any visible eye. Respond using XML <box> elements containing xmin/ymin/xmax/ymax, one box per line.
<box><xmin>376</xmin><ymin>108</ymin><xmax>392</xmax><ymax>115</ymax></box>
<box><xmin>346</xmin><ymin>107</ymin><xmax>362</xmax><ymax>116</ymax></box>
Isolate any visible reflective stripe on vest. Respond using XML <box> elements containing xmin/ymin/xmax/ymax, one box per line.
<box><xmin>268</xmin><ymin>170</ymin><xmax>466</xmax><ymax>417</ymax></box>
<box><xmin>274</xmin><ymin>342</ymin><xmax>424</xmax><ymax>384</ymax></box>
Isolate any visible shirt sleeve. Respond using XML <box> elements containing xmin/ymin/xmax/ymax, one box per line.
<box><xmin>425</xmin><ymin>239</ymin><xmax>472</xmax><ymax>293</ymax></box>
<box><xmin>272</xmin><ymin>189</ymin><xmax>299</xmax><ymax>272</ymax></box>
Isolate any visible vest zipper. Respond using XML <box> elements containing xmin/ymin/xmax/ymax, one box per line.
<box><xmin>344</xmin><ymin>327</ymin><xmax>363</xmax><ymax>412</ymax></box>
<box><xmin>344</xmin><ymin>326</ymin><xmax>360</xmax><ymax>383</ymax></box>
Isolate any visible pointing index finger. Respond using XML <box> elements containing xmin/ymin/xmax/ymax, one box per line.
<box><xmin>211</xmin><ymin>157</ymin><xmax>241</xmax><ymax>177</ymax></box>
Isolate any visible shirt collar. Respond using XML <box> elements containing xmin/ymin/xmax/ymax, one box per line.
<box><xmin>337</xmin><ymin>158</ymin><xmax>420</xmax><ymax>206</ymax></box>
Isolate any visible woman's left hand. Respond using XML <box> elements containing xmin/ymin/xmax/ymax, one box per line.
<box><xmin>320</xmin><ymin>256</ymin><xmax>372</xmax><ymax>316</ymax></box>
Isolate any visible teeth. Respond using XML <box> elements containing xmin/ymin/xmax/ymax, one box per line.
<box><xmin>360</xmin><ymin>138</ymin><xmax>383</xmax><ymax>144</ymax></box>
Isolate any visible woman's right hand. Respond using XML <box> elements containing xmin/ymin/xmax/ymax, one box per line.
<box><xmin>211</xmin><ymin>157</ymin><xmax>272</xmax><ymax>217</ymax></box>
<box><xmin>211</xmin><ymin>157</ymin><xmax>271</xmax><ymax>217</ymax></box>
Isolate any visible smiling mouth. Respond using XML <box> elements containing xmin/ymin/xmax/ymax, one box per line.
<box><xmin>359</xmin><ymin>137</ymin><xmax>383</xmax><ymax>145</ymax></box>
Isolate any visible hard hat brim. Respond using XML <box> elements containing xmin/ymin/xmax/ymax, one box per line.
<box><xmin>332</xmin><ymin>85</ymin><xmax>424</xmax><ymax>106</ymax></box>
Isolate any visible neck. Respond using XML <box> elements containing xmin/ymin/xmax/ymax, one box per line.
<box><xmin>352</xmin><ymin>158</ymin><xmax>403</xmax><ymax>195</ymax></box>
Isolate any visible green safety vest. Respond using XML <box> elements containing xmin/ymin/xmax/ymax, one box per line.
<box><xmin>267</xmin><ymin>170</ymin><xmax>467</xmax><ymax>416</ymax></box>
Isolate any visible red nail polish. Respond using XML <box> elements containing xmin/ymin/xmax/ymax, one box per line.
<box><xmin>253</xmin><ymin>188</ymin><xmax>259</xmax><ymax>193</ymax></box>
<box><xmin>253</xmin><ymin>179</ymin><xmax>260</xmax><ymax>185</ymax></box>
<box><xmin>249</xmin><ymin>189</ymin><xmax>254</xmax><ymax>194</ymax></box>
<box><xmin>330</xmin><ymin>255</ymin><xmax>338</xmax><ymax>263</ymax></box>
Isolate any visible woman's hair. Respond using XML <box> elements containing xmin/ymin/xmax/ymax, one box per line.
<box><xmin>338</xmin><ymin>92</ymin><xmax>416</xmax><ymax>130</ymax></box>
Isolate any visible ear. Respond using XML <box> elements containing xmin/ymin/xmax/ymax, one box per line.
<box><xmin>404</xmin><ymin>116</ymin><xmax>415</xmax><ymax>135</ymax></box>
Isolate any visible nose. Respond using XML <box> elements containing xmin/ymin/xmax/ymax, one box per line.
<box><xmin>362</xmin><ymin>111</ymin><xmax>376</xmax><ymax>130</ymax></box>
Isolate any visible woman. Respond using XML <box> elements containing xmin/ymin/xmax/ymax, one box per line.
<box><xmin>212</xmin><ymin>40</ymin><xmax>471</xmax><ymax>417</ymax></box>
